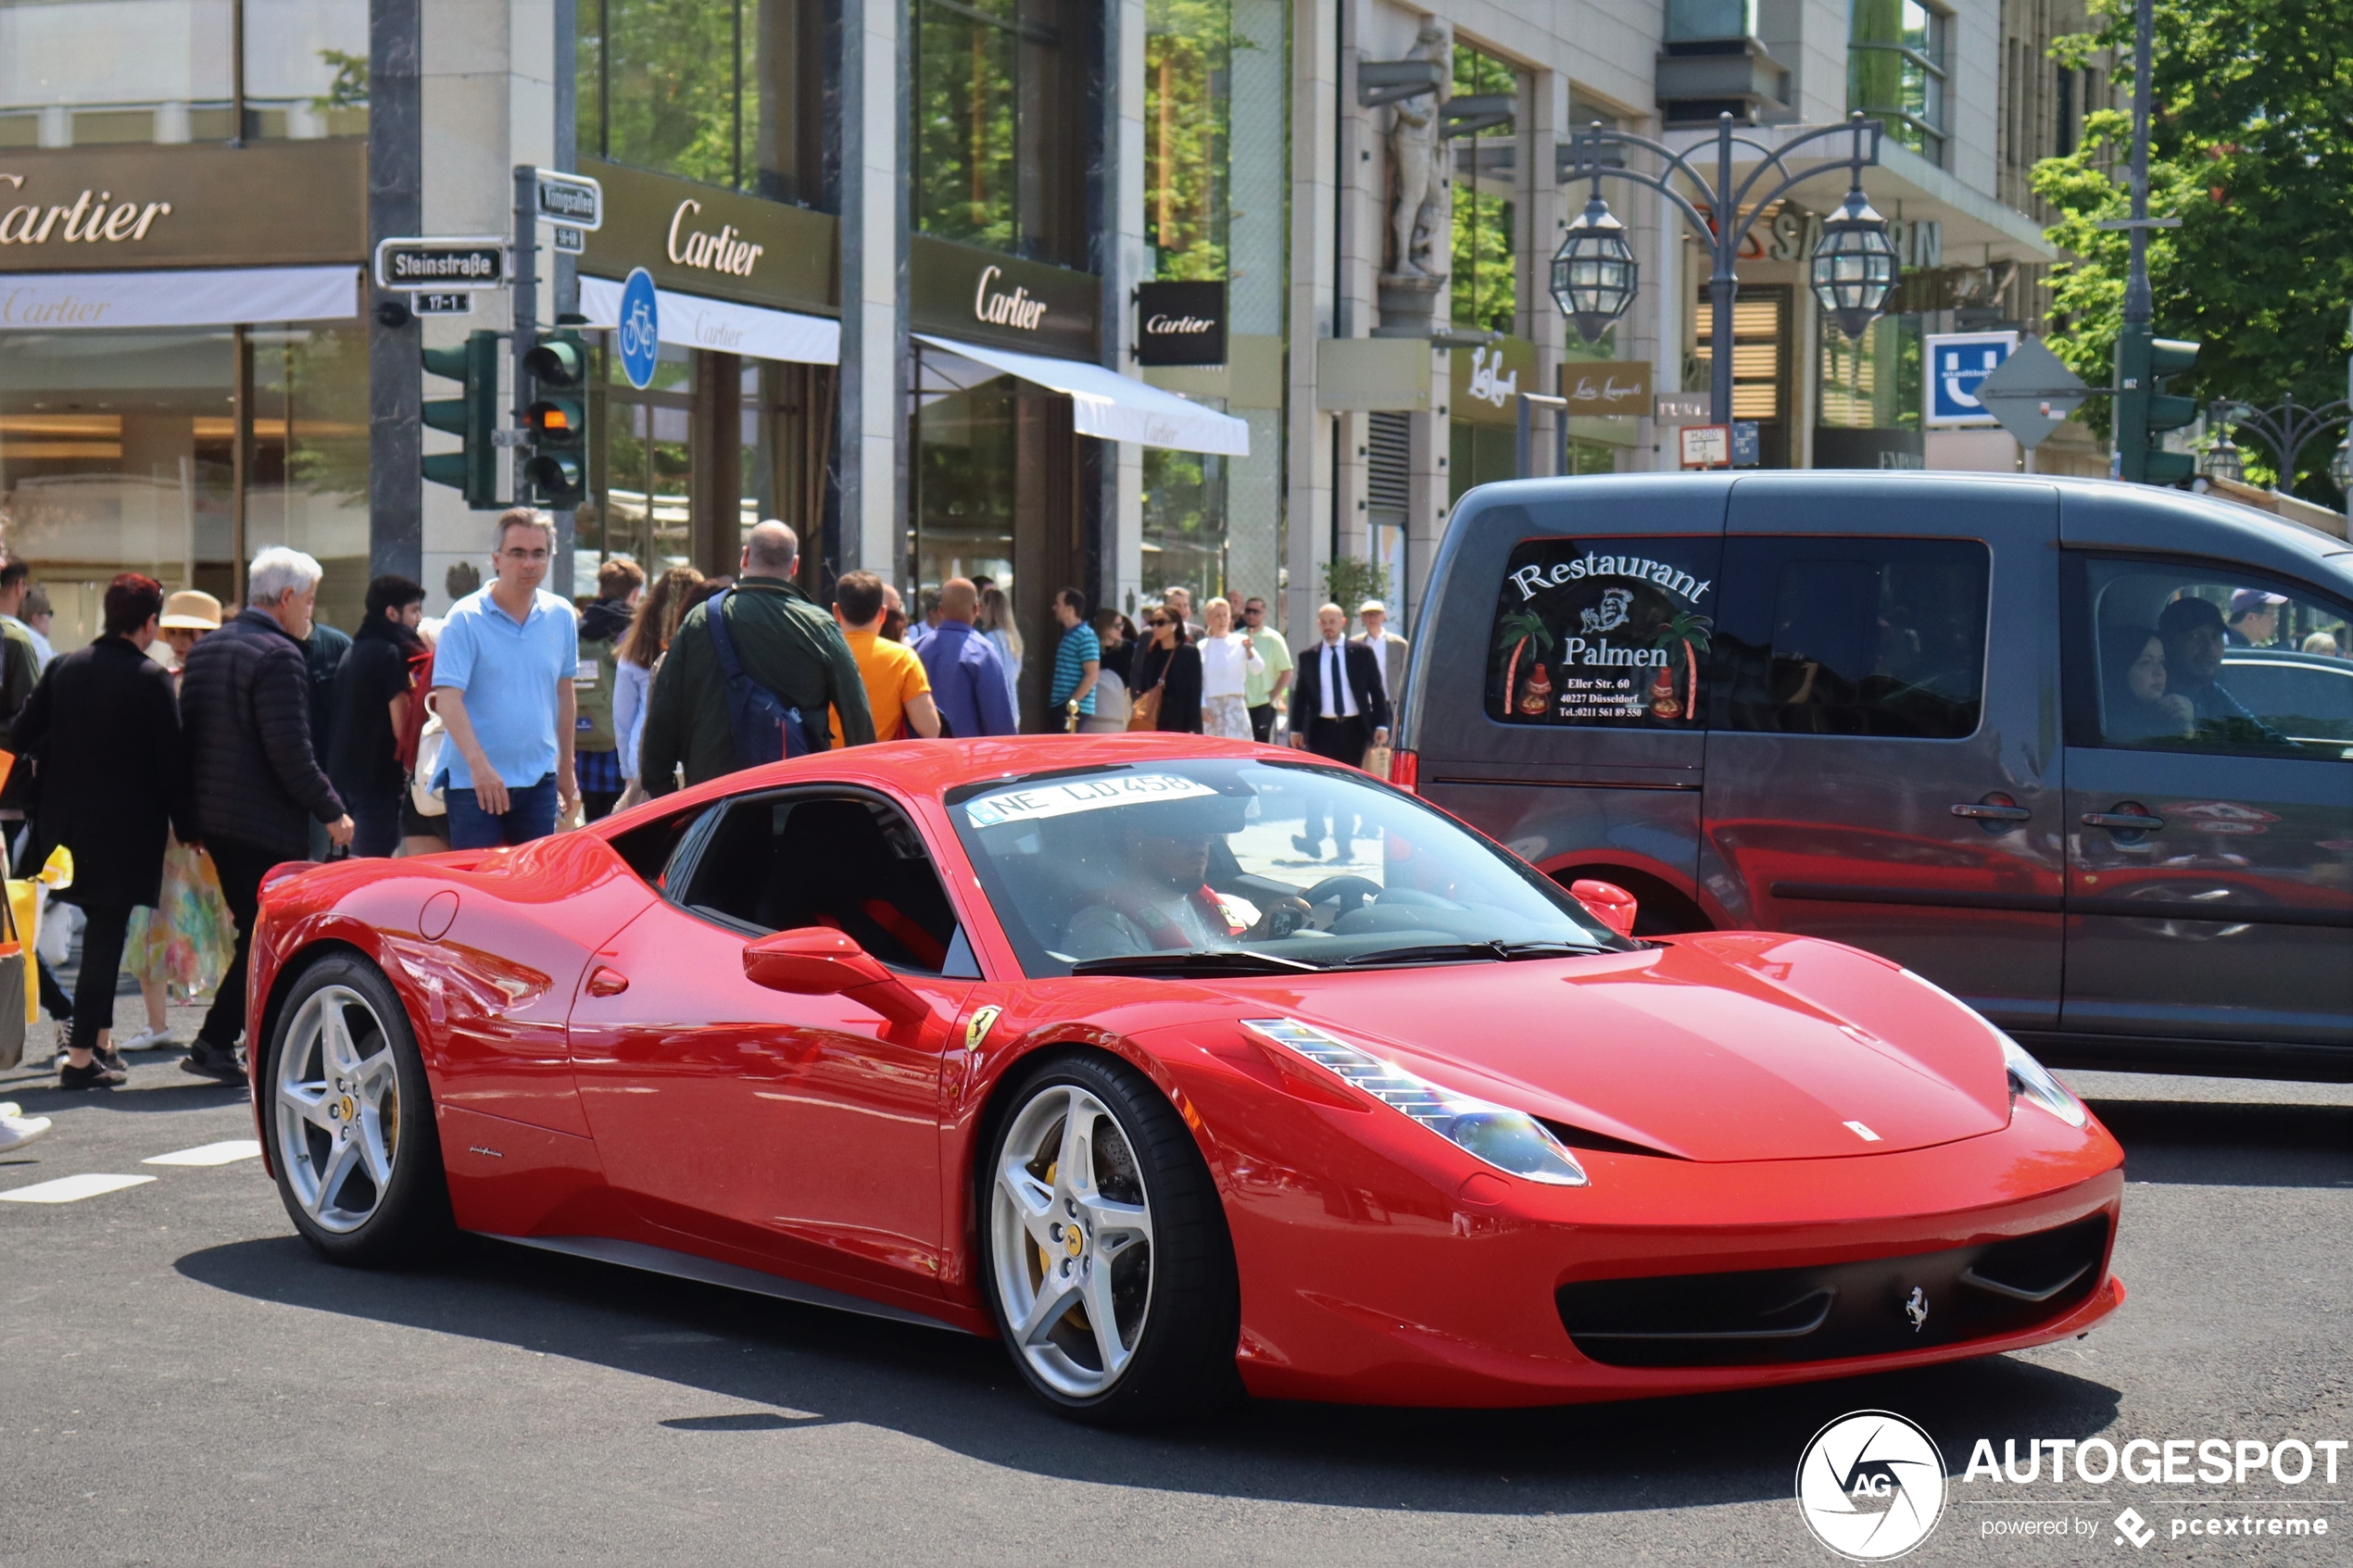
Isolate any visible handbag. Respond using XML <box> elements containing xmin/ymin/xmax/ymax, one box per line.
<box><xmin>1126</xmin><ymin>646</ymin><xmax>1167</xmax><ymax>732</ymax></box>
<box><xmin>409</xmin><ymin>691</ymin><xmax>448</xmax><ymax>817</ymax></box>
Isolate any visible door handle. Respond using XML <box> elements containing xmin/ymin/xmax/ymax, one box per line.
<box><xmin>585</xmin><ymin>966</ymin><xmax>630</xmax><ymax>997</ymax></box>
<box><xmin>2082</xmin><ymin>809</ymin><xmax>2164</xmax><ymax>832</ymax></box>
<box><xmin>1951</xmin><ymin>802</ymin><xmax>2032</xmax><ymax>822</ymax></box>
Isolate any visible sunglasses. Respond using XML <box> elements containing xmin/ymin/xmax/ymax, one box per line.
<box><xmin>1147</xmin><ymin>618</ymin><xmax>1169</xmax><ymax>628</ymax></box>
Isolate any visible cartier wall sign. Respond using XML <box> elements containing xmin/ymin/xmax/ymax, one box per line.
<box><xmin>911</xmin><ymin>234</ymin><xmax>1098</xmax><ymax>358</ymax></box>
<box><xmin>1134</xmin><ymin>280</ymin><xmax>1227</xmax><ymax>367</ymax></box>
<box><xmin>578</xmin><ymin>157</ymin><xmax>837</xmax><ymax>315</ymax></box>
<box><xmin>0</xmin><ymin>141</ymin><xmax>365</xmax><ymax>271</ymax></box>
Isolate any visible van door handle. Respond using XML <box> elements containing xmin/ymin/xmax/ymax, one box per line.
<box><xmin>2082</xmin><ymin>809</ymin><xmax>2165</xmax><ymax>832</ymax></box>
<box><xmin>1951</xmin><ymin>802</ymin><xmax>2032</xmax><ymax>822</ymax></box>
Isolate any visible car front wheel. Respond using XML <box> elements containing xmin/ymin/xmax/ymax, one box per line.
<box><xmin>983</xmin><ymin>1053</ymin><xmax>1239</xmax><ymax>1425</ymax></box>
<box><xmin>265</xmin><ymin>952</ymin><xmax>450</xmax><ymax>1265</ymax></box>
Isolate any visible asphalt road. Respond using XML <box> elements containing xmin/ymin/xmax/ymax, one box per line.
<box><xmin>1</xmin><ymin>1002</ymin><xmax>2347</xmax><ymax>1568</ymax></box>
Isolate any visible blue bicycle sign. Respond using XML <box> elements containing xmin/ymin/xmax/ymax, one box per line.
<box><xmin>618</xmin><ymin>268</ymin><xmax>660</xmax><ymax>390</ymax></box>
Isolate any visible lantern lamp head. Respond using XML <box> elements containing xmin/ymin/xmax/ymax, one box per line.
<box><xmin>1550</xmin><ymin>194</ymin><xmax>1639</xmax><ymax>345</ymax></box>
<box><xmin>1810</xmin><ymin>182</ymin><xmax>1898</xmax><ymax>340</ymax></box>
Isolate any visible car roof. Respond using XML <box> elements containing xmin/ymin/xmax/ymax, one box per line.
<box><xmin>596</xmin><ymin>735</ymin><xmax>1306</xmax><ymax>823</ymax></box>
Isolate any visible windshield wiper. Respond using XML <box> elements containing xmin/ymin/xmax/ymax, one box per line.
<box><xmin>1331</xmin><ymin>939</ymin><xmax>1604</xmax><ymax>969</ymax></box>
<box><xmin>1069</xmin><ymin>950</ymin><xmax>1322</xmax><ymax>978</ymax></box>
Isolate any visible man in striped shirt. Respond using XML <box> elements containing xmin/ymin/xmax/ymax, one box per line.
<box><xmin>1048</xmin><ymin>587</ymin><xmax>1101</xmax><ymax>733</ymax></box>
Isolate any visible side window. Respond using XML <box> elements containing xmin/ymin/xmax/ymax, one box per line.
<box><xmin>2068</xmin><ymin>557</ymin><xmax>2353</xmax><ymax>760</ymax></box>
<box><xmin>676</xmin><ymin>792</ymin><xmax>974</xmax><ymax>974</ymax></box>
<box><xmin>1712</xmin><ymin>537</ymin><xmax>1990</xmax><ymax>739</ymax></box>
<box><xmin>1484</xmin><ymin>535</ymin><xmax>1723</xmax><ymax>726</ymax></box>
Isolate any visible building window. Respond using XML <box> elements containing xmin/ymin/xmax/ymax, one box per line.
<box><xmin>1692</xmin><ymin>287</ymin><xmax>1792</xmax><ymax>467</ymax></box>
<box><xmin>579</xmin><ymin>0</ymin><xmax>825</xmax><ymax>206</ymax></box>
<box><xmin>912</xmin><ymin>0</ymin><xmax>1092</xmax><ymax>267</ymax></box>
<box><xmin>0</xmin><ymin>0</ymin><xmax>369</xmax><ymax>148</ymax></box>
<box><xmin>1449</xmin><ymin>43</ymin><xmax>1516</xmax><ymax>336</ymax></box>
<box><xmin>1145</xmin><ymin>0</ymin><xmax>1228</xmax><ymax>281</ymax></box>
<box><xmin>1848</xmin><ymin>0</ymin><xmax>1946</xmax><ymax>164</ymax></box>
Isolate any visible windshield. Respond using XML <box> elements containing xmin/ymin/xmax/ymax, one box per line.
<box><xmin>948</xmin><ymin>759</ymin><xmax>1629</xmax><ymax>975</ymax></box>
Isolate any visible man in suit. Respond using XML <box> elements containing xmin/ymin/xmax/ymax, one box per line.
<box><xmin>1288</xmin><ymin>602</ymin><xmax>1391</xmax><ymax>860</ymax></box>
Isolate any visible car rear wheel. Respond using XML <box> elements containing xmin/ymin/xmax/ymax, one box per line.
<box><xmin>266</xmin><ymin>952</ymin><xmax>450</xmax><ymax>1265</ymax></box>
<box><xmin>983</xmin><ymin>1053</ymin><xmax>1239</xmax><ymax>1425</ymax></box>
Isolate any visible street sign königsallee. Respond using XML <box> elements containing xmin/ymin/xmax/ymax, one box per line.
<box><xmin>375</xmin><ymin>237</ymin><xmax>507</xmax><ymax>291</ymax></box>
<box><xmin>535</xmin><ymin>169</ymin><xmax>603</xmax><ymax>231</ymax></box>
<box><xmin>1971</xmin><ymin>336</ymin><xmax>2094</xmax><ymax>450</ymax></box>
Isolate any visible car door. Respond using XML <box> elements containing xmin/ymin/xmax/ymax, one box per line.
<box><xmin>566</xmin><ymin>787</ymin><xmax>980</xmax><ymax>1298</ymax></box>
<box><xmin>1699</xmin><ymin>476</ymin><xmax>2066</xmax><ymax>1031</ymax></box>
<box><xmin>2057</xmin><ymin>552</ymin><xmax>2353</xmax><ymax>1056</ymax></box>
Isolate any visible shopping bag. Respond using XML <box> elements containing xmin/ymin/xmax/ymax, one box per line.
<box><xmin>0</xmin><ymin>869</ymin><xmax>25</xmax><ymax>1069</ymax></box>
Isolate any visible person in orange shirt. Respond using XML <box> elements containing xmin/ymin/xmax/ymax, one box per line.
<box><xmin>831</xmin><ymin>571</ymin><xmax>940</xmax><ymax>744</ymax></box>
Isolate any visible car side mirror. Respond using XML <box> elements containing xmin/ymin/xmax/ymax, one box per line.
<box><xmin>742</xmin><ymin>926</ymin><xmax>932</xmax><ymax>1026</ymax></box>
<box><xmin>1569</xmin><ymin>879</ymin><xmax>1639</xmax><ymax>938</ymax></box>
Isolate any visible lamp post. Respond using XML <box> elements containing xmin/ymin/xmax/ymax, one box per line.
<box><xmin>2211</xmin><ymin>395</ymin><xmax>2351</xmax><ymax>492</ymax></box>
<box><xmin>1554</xmin><ymin>111</ymin><xmax>1894</xmax><ymax>428</ymax></box>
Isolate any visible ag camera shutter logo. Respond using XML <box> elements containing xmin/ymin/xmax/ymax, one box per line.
<box><xmin>1797</xmin><ymin>1411</ymin><xmax>1946</xmax><ymax>1561</ymax></box>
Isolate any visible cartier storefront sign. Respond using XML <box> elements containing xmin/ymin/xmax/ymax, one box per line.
<box><xmin>0</xmin><ymin>141</ymin><xmax>366</xmax><ymax>270</ymax></box>
<box><xmin>911</xmin><ymin>234</ymin><xmax>1099</xmax><ymax>359</ymax></box>
<box><xmin>1134</xmin><ymin>280</ymin><xmax>1227</xmax><ymax>368</ymax></box>
<box><xmin>578</xmin><ymin>157</ymin><xmax>837</xmax><ymax>315</ymax></box>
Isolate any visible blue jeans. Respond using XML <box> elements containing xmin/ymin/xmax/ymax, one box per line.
<box><xmin>346</xmin><ymin>788</ymin><xmax>403</xmax><ymax>858</ymax></box>
<box><xmin>446</xmin><ymin>773</ymin><xmax>559</xmax><ymax>849</ymax></box>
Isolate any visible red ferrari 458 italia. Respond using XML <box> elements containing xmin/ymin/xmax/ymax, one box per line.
<box><xmin>245</xmin><ymin>736</ymin><xmax>2123</xmax><ymax>1424</ymax></box>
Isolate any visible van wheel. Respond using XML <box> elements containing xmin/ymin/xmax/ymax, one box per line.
<box><xmin>264</xmin><ymin>952</ymin><xmax>451</xmax><ymax>1266</ymax></box>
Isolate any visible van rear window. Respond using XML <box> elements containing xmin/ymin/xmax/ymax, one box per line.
<box><xmin>1486</xmin><ymin>536</ymin><xmax>1722</xmax><ymax>726</ymax></box>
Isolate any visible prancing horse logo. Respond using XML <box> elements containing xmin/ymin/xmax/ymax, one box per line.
<box><xmin>1904</xmin><ymin>1286</ymin><xmax>1930</xmax><ymax>1332</ymax></box>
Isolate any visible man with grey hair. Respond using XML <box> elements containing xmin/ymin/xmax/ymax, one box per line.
<box><xmin>180</xmin><ymin>545</ymin><xmax>353</xmax><ymax>1080</ymax></box>
<box><xmin>432</xmin><ymin>508</ymin><xmax>580</xmax><ymax>847</ymax></box>
<box><xmin>641</xmin><ymin>519</ymin><xmax>872</xmax><ymax>790</ymax></box>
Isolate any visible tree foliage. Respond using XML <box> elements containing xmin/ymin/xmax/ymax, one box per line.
<box><xmin>2032</xmin><ymin>0</ymin><xmax>2353</xmax><ymax>497</ymax></box>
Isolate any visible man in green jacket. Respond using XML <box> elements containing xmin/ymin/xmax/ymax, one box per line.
<box><xmin>639</xmin><ymin>521</ymin><xmax>874</xmax><ymax>792</ymax></box>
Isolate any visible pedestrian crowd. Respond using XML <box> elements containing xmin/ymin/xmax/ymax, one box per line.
<box><xmin>0</xmin><ymin>505</ymin><xmax>1407</xmax><ymax>1127</ymax></box>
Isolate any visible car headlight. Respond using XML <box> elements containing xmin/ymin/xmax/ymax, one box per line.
<box><xmin>1998</xmin><ymin>1030</ymin><xmax>2088</xmax><ymax>1129</ymax></box>
<box><xmin>1242</xmin><ymin>1018</ymin><xmax>1589</xmax><ymax>1186</ymax></box>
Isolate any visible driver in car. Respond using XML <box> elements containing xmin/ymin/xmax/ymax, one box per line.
<box><xmin>1062</xmin><ymin>804</ymin><xmax>1311</xmax><ymax>960</ymax></box>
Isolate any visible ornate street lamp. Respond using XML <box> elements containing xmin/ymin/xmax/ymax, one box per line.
<box><xmin>1550</xmin><ymin>194</ymin><xmax>1640</xmax><ymax>344</ymax></box>
<box><xmin>1559</xmin><ymin>111</ymin><xmax>1889</xmax><ymax>426</ymax></box>
<box><xmin>2198</xmin><ymin>427</ymin><xmax>2246</xmax><ymax>484</ymax></box>
<box><xmin>1810</xmin><ymin>181</ymin><xmax>1900</xmax><ymax>341</ymax></box>
<box><xmin>2331</xmin><ymin>438</ymin><xmax>2351</xmax><ymax>495</ymax></box>
<box><xmin>2212</xmin><ymin>394</ymin><xmax>2350</xmax><ymax>492</ymax></box>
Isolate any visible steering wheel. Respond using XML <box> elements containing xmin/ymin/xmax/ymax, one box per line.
<box><xmin>1299</xmin><ymin>874</ymin><xmax>1384</xmax><ymax>919</ymax></box>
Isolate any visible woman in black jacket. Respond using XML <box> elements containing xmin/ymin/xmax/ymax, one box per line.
<box><xmin>15</xmin><ymin>574</ymin><xmax>197</xmax><ymax>1089</ymax></box>
<box><xmin>1131</xmin><ymin>608</ymin><xmax>1203</xmax><ymax>734</ymax></box>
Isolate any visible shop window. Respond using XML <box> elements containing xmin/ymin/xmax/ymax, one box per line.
<box><xmin>1816</xmin><ymin>307</ymin><xmax>1924</xmax><ymax>469</ymax></box>
<box><xmin>1692</xmin><ymin>287</ymin><xmax>1790</xmax><ymax>468</ymax></box>
<box><xmin>1712</xmin><ymin>537</ymin><xmax>1989</xmax><ymax>739</ymax></box>
<box><xmin>1449</xmin><ymin>44</ymin><xmax>1517</xmax><ymax>336</ymax></box>
<box><xmin>0</xmin><ymin>0</ymin><xmax>367</xmax><ymax>147</ymax></box>
<box><xmin>1848</xmin><ymin>0</ymin><xmax>1947</xmax><ymax>164</ymax></box>
<box><xmin>580</xmin><ymin>0</ymin><xmax>826</xmax><ymax>207</ymax></box>
<box><xmin>912</xmin><ymin>0</ymin><xmax>1093</xmax><ymax>268</ymax></box>
<box><xmin>1143</xmin><ymin>441</ymin><xmax>1228</xmax><ymax>605</ymax></box>
<box><xmin>1145</xmin><ymin>0</ymin><xmax>1229</xmax><ymax>281</ymax></box>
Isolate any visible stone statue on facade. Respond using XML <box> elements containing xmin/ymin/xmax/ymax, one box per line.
<box><xmin>1387</xmin><ymin>19</ymin><xmax>1451</xmax><ymax>280</ymax></box>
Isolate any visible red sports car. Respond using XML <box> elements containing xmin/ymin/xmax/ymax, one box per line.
<box><xmin>245</xmin><ymin>736</ymin><xmax>2123</xmax><ymax>1424</ymax></box>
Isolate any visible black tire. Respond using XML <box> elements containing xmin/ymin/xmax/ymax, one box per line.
<box><xmin>980</xmin><ymin>1051</ymin><xmax>1242</xmax><ymax>1426</ymax></box>
<box><xmin>262</xmin><ymin>951</ymin><xmax>451</xmax><ymax>1266</ymax></box>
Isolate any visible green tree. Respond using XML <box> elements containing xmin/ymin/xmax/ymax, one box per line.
<box><xmin>2032</xmin><ymin>0</ymin><xmax>2353</xmax><ymax>500</ymax></box>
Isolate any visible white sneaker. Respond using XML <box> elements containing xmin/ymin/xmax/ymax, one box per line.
<box><xmin>117</xmin><ymin>1027</ymin><xmax>179</xmax><ymax>1052</ymax></box>
<box><xmin>0</xmin><ymin>1114</ymin><xmax>53</xmax><ymax>1150</ymax></box>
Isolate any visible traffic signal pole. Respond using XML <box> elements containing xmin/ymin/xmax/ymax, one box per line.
<box><xmin>511</xmin><ymin>164</ymin><xmax>540</xmax><ymax>517</ymax></box>
<box><xmin>2112</xmin><ymin>0</ymin><xmax>2156</xmax><ymax>481</ymax></box>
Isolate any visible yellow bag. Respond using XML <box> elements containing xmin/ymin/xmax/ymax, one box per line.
<box><xmin>6</xmin><ymin>877</ymin><xmax>33</xmax><ymax>1027</ymax></box>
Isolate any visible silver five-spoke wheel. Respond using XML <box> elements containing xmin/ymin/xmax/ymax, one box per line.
<box><xmin>990</xmin><ymin>1084</ymin><xmax>1155</xmax><ymax>1399</ymax></box>
<box><xmin>273</xmin><ymin>985</ymin><xmax>400</xmax><ymax>1235</ymax></box>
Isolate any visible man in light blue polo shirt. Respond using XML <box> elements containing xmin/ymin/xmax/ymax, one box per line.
<box><xmin>432</xmin><ymin>508</ymin><xmax>579</xmax><ymax>847</ymax></box>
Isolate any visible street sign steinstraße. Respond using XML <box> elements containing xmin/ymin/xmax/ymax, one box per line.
<box><xmin>374</xmin><ymin>236</ymin><xmax>506</xmax><ymax>292</ymax></box>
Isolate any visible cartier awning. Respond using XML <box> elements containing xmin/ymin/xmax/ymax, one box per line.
<box><xmin>0</xmin><ymin>265</ymin><xmax>358</xmax><ymax>329</ymax></box>
<box><xmin>579</xmin><ymin>273</ymin><xmax>838</xmax><ymax>365</ymax></box>
<box><xmin>913</xmin><ymin>332</ymin><xmax>1249</xmax><ymax>457</ymax></box>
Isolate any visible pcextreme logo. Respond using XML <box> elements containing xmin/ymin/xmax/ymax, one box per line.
<box><xmin>1798</xmin><ymin>1411</ymin><xmax>1947</xmax><ymax>1561</ymax></box>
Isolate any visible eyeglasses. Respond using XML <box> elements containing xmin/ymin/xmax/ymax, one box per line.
<box><xmin>1146</xmin><ymin>618</ymin><xmax>1169</xmax><ymax>628</ymax></box>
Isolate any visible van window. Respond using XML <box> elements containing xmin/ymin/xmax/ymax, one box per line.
<box><xmin>1484</xmin><ymin>536</ymin><xmax>1723</xmax><ymax>726</ymax></box>
<box><xmin>1712</xmin><ymin>538</ymin><xmax>1990</xmax><ymax>738</ymax></box>
<box><xmin>2068</xmin><ymin>556</ymin><xmax>2353</xmax><ymax>760</ymax></box>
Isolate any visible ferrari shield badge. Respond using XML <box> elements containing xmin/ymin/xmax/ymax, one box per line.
<box><xmin>964</xmin><ymin>1006</ymin><xmax>1003</xmax><ymax>1051</ymax></box>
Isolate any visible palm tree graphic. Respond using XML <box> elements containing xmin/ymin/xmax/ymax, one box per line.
<box><xmin>1650</xmin><ymin>610</ymin><xmax>1712</xmax><ymax>718</ymax></box>
<box><xmin>1497</xmin><ymin>608</ymin><xmax>1555</xmax><ymax>714</ymax></box>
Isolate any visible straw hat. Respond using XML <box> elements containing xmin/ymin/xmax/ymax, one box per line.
<box><xmin>158</xmin><ymin>589</ymin><xmax>222</xmax><ymax>630</ymax></box>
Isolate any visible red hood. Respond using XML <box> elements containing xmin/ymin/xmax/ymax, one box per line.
<box><xmin>1202</xmin><ymin>934</ymin><xmax>2014</xmax><ymax>1162</ymax></box>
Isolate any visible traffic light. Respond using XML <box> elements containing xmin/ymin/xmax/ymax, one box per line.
<box><xmin>422</xmin><ymin>329</ymin><xmax>501</xmax><ymax>508</ymax></box>
<box><xmin>2115</xmin><ymin>327</ymin><xmax>2201</xmax><ymax>485</ymax></box>
<box><xmin>522</xmin><ymin>327</ymin><xmax>588</xmax><ymax>507</ymax></box>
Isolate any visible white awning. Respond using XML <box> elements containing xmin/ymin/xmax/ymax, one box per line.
<box><xmin>914</xmin><ymin>332</ymin><xmax>1249</xmax><ymax>456</ymax></box>
<box><xmin>0</xmin><ymin>265</ymin><xmax>359</xmax><ymax>330</ymax></box>
<box><xmin>579</xmin><ymin>274</ymin><xmax>838</xmax><ymax>366</ymax></box>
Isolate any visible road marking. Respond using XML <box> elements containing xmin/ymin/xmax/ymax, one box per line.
<box><xmin>0</xmin><ymin>1173</ymin><xmax>157</xmax><ymax>1204</ymax></box>
<box><xmin>143</xmin><ymin>1140</ymin><xmax>262</xmax><ymax>1167</ymax></box>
